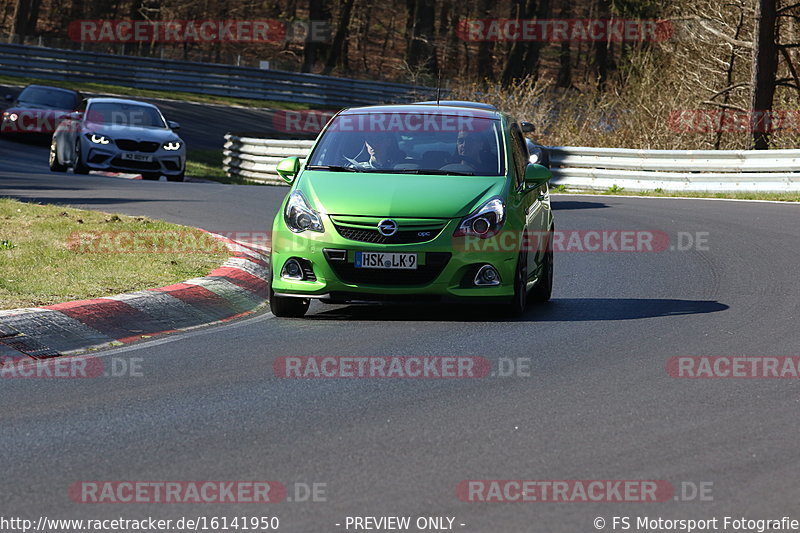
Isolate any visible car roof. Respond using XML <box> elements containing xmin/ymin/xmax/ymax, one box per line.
<box><xmin>23</xmin><ymin>84</ymin><xmax>79</xmax><ymax>95</ymax></box>
<box><xmin>86</xmin><ymin>97</ymin><xmax>159</xmax><ymax>108</ymax></box>
<box><xmin>415</xmin><ymin>100</ymin><xmax>498</xmax><ymax>111</ymax></box>
<box><xmin>340</xmin><ymin>103</ymin><xmax>501</xmax><ymax>120</ymax></box>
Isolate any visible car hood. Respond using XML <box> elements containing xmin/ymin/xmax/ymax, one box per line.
<box><xmin>5</xmin><ymin>106</ymin><xmax>70</xmax><ymax>118</ymax></box>
<box><xmin>8</xmin><ymin>104</ymin><xmax>71</xmax><ymax>113</ymax></box>
<box><xmin>84</xmin><ymin>124</ymin><xmax>181</xmax><ymax>142</ymax></box>
<box><xmin>298</xmin><ymin>170</ymin><xmax>506</xmax><ymax>218</ymax></box>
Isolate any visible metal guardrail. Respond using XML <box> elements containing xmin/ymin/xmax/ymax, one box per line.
<box><xmin>0</xmin><ymin>43</ymin><xmax>440</xmax><ymax>107</ymax></box>
<box><xmin>224</xmin><ymin>135</ymin><xmax>315</xmax><ymax>185</ymax></box>
<box><xmin>223</xmin><ymin>137</ymin><xmax>800</xmax><ymax>192</ymax></box>
<box><xmin>549</xmin><ymin>146</ymin><xmax>800</xmax><ymax>192</ymax></box>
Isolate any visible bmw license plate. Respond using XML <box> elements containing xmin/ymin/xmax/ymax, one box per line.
<box><xmin>121</xmin><ymin>153</ymin><xmax>153</xmax><ymax>162</ymax></box>
<box><xmin>355</xmin><ymin>252</ymin><xmax>417</xmax><ymax>269</ymax></box>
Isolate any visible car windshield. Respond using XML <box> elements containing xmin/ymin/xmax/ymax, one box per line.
<box><xmin>86</xmin><ymin>102</ymin><xmax>167</xmax><ymax>128</ymax></box>
<box><xmin>17</xmin><ymin>87</ymin><xmax>78</xmax><ymax>109</ymax></box>
<box><xmin>307</xmin><ymin>113</ymin><xmax>505</xmax><ymax>176</ymax></box>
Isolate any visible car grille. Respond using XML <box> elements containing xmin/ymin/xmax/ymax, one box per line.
<box><xmin>115</xmin><ymin>139</ymin><xmax>160</xmax><ymax>152</ymax></box>
<box><xmin>331</xmin><ymin>218</ymin><xmax>447</xmax><ymax>245</ymax></box>
<box><xmin>326</xmin><ymin>252</ymin><xmax>451</xmax><ymax>286</ymax></box>
<box><xmin>110</xmin><ymin>157</ymin><xmax>159</xmax><ymax>170</ymax></box>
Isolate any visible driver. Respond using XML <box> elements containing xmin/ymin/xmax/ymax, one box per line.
<box><xmin>350</xmin><ymin>133</ymin><xmax>403</xmax><ymax>170</ymax></box>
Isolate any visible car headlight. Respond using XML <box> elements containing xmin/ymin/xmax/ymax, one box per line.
<box><xmin>529</xmin><ymin>148</ymin><xmax>541</xmax><ymax>164</ymax></box>
<box><xmin>453</xmin><ymin>197</ymin><xmax>505</xmax><ymax>238</ymax></box>
<box><xmin>89</xmin><ymin>134</ymin><xmax>110</xmax><ymax>144</ymax></box>
<box><xmin>4</xmin><ymin>112</ymin><xmax>18</xmax><ymax>122</ymax></box>
<box><xmin>163</xmin><ymin>141</ymin><xmax>182</xmax><ymax>151</ymax></box>
<box><xmin>284</xmin><ymin>191</ymin><xmax>324</xmax><ymax>233</ymax></box>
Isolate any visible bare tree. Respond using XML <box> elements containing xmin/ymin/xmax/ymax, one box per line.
<box><xmin>751</xmin><ymin>0</ymin><xmax>778</xmax><ymax>148</ymax></box>
<box><xmin>9</xmin><ymin>0</ymin><xmax>42</xmax><ymax>42</ymax></box>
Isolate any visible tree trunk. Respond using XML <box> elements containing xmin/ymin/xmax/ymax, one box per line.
<box><xmin>302</xmin><ymin>0</ymin><xmax>331</xmax><ymax>72</ymax></box>
<box><xmin>405</xmin><ymin>0</ymin><xmax>439</xmax><ymax>78</ymax></box>
<box><xmin>500</xmin><ymin>0</ymin><xmax>535</xmax><ymax>87</ymax></box>
<box><xmin>523</xmin><ymin>0</ymin><xmax>550</xmax><ymax>80</ymax></box>
<box><xmin>322</xmin><ymin>0</ymin><xmax>355</xmax><ymax>75</ymax></box>
<box><xmin>9</xmin><ymin>0</ymin><xmax>42</xmax><ymax>42</ymax></box>
<box><xmin>476</xmin><ymin>0</ymin><xmax>494</xmax><ymax>81</ymax></box>
<box><xmin>751</xmin><ymin>0</ymin><xmax>778</xmax><ymax>149</ymax></box>
<box><xmin>594</xmin><ymin>0</ymin><xmax>612</xmax><ymax>91</ymax></box>
<box><xmin>556</xmin><ymin>0</ymin><xmax>571</xmax><ymax>88</ymax></box>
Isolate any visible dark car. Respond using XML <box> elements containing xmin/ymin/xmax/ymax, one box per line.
<box><xmin>1</xmin><ymin>85</ymin><xmax>82</xmax><ymax>139</ymax></box>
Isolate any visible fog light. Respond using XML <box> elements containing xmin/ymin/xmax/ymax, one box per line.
<box><xmin>474</xmin><ymin>264</ymin><xmax>500</xmax><ymax>286</ymax></box>
<box><xmin>281</xmin><ymin>258</ymin><xmax>304</xmax><ymax>280</ymax></box>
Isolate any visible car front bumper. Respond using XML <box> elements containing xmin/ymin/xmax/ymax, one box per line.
<box><xmin>269</xmin><ymin>218</ymin><xmax>520</xmax><ymax>302</ymax></box>
<box><xmin>82</xmin><ymin>143</ymin><xmax>185</xmax><ymax>176</ymax></box>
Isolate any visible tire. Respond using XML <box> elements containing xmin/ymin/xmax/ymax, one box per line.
<box><xmin>166</xmin><ymin>172</ymin><xmax>184</xmax><ymax>182</ymax></box>
<box><xmin>73</xmin><ymin>139</ymin><xmax>90</xmax><ymax>174</ymax></box>
<box><xmin>141</xmin><ymin>173</ymin><xmax>161</xmax><ymax>181</ymax></box>
<box><xmin>269</xmin><ymin>286</ymin><xmax>310</xmax><ymax>318</ymax></box>
<box><xmin>504</xmin><ymin>252</ymin><xmax>528</xmax><ymax>317</ymax></box>
<box><xmin>49</xmin><ymin>137</ymin><xmax>67</xmax><ymax>172</ymax></box>
<box><xmin>530</xmin><ymin>227</ymin><xmax>554</xmax><ymax>304</ymax></box>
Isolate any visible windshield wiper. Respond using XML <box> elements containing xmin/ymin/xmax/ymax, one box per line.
<box><xmin>362</xmin><ymin>168</ymin><xmax>475</xmax><ymax>176</ymax></box>
<box><xmin>305</xmin><ymin>165</ymin><xmax>363</xmax><ymax>172</ymax></box>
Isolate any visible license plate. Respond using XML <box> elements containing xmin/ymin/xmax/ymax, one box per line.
<box><xmin>355</xmin><ymin>252</ymin><xmax>417</xmax><ymax>269</ymax></box>
<box><xmin>121</xmin><ymin>153</ymin><xmax>153</xmax><ymax>162</ymax></box>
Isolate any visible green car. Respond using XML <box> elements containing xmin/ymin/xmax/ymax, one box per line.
<box><xmin>269</xmin><ymin>101</ymin><xmax>554</xmax><ymax>318</ymax></box>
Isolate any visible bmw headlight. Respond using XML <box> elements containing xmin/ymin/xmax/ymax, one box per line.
<box><xmin>453</xmin><ymin>197</ymin><xmax>505</xmax><ymax>238</ymax></box>
<box><xmin>163</xmin><ymin>141</ymin><xmax>182</xmax><ymax>151</ymax></box>
<box><xmin>284</xmin><ymin>191</ymin><xmax>324</xmax><ymax>233</ymax></box>
<box><xmin>4</xmin><ymin>112</ymin><xmax>18</xmax><ymax>122</ymax></box>
<box><xmin>89</xmin><ymin>134</ymin><xmax>110</xmax><ymax>144</ymax></box>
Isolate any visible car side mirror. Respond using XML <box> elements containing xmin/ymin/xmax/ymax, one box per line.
<box><xmin>276</xmin><ymin>156</ymin><xmax>301</xmax><ymax>184</ymax></box>
<box><xmin>524</xmin><ymin>163</ymin><xmax>551</xmax><ymax>187</ymax></box>
<box><xmin>67</xmin><ymin>111</ymin><xmax>83</xmax><ymax>121</ymax></box>
<box><xmin>168</xmin><ymin>120</ymin><xmax>180</xmax><ymax>131</ymax></box>
<box><xmin>520</xmin><ymin>121</ymin><xmax>535</xmax><ymax>133</ymax></box>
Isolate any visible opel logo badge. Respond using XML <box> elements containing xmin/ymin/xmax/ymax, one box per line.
<box><xmin>377</xmin><ymin>219</ymin><xmax>398</xmax><ymax>236</ymax></box>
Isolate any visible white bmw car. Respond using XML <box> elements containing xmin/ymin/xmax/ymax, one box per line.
<box><xmin>50</xmin><ymin>97</ymin><xmax>186</xmax><ymax>181</ymax></box>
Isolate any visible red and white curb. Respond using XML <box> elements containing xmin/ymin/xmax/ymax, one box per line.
<box><xmin>0</xmin><ymin>232</ymin><xmax>270</xmax><ymax>359</ymax></box>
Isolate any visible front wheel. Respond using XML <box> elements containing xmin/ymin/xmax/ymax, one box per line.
<box><xmin>73</xmin><ymin>139</ymin><xmax>90</xmax><ymax>174</ymax></box>
<box><xmin>141</xmin><ymin>173</ymin><xmax>161</xmax><ymax>181</ymax></box>
<box><xmin>49</xmin><ymin>137</ymin><xmax>67</xmax><ymax>172</ymax></box>
<box><xmin>504</xmin><ymin>252</ymin><xmax>528</xmax><ymax>317</ymax></box>
<box><xmin>166</xmin><ymin>172</ymin><xmax>184</xmax><ymax>182</ymax></box>
<box><xmin>269</xmin><ymin>286</ymin><xmax>310</xmax><ymax>318</ymax></box>
<box><xmin>530</xmin><ymin>228</ymin><xmax>554</xmax><ymax>304</ymax></box>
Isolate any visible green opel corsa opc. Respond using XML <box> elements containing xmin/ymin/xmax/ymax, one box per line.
<box><xmin>269</xmin><ymin>101</ymin><xmax>555</xmax><ymax>318</ymax></box>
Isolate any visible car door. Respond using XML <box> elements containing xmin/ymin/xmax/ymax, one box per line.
<box><xmin>509</xmin><ymin>124</ymin><xmax>547</xmax><ymax>278</ymax></box>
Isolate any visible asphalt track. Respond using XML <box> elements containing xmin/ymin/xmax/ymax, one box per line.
<box><xmin>2</xmin><ymin>133</ymin><xmax>800</xmax><ymax>532</ymax></box>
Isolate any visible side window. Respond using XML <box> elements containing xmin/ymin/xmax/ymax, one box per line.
<box><xmin>509</xmin><ymin>125</ymin><xmax>528</xmax><ymax>187</ymax></box>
